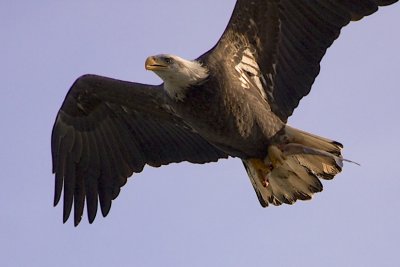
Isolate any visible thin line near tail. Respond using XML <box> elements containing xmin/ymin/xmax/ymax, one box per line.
<box><xmin>244</xmin><ymin>126</ymin><xmax>350</xmax><ymax>207</ymax></box>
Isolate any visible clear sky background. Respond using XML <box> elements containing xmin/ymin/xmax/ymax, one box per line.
<box><xmin>1</xmin><ymin>1</ymin><xmax>399</xmax><ymax>266</ymax></box>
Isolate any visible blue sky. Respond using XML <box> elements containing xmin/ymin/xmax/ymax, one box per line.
<box><xmin>1</xmin><ymin>1</ymin><xmax>399</xmax><ymax>266</ymax></box>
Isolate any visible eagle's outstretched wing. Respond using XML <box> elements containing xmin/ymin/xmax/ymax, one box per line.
<box><xmin>52</xmin><ymin>74</ymin><xmax>227</xmax><ymax>225</ymax></box>
<box><xmin>203</xmin><ymin>0</ymin><xmax>398</xmax><ymax>121</ymax></box>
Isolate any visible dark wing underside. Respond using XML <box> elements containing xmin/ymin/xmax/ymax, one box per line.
<box><xmin>202</xmin><ymin>0</ymin><xmax>398</xmax><ymax>121</ymax></box>
<box><xmin>52</xmin><ymin>74</ymin><xmax>227</xmax><ymax>225</ymax></box>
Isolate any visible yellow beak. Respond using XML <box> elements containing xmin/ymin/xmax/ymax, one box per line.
<box><xmin>145</xmin><ymin>56</ymin><xmax>167</xmax><ymax>71</ymax></box>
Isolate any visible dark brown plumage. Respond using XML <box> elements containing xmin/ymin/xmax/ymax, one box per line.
<box><xmin>52</xmin><ymin>0</ymin><xmax>398</xmax><ymax>225</ymax></box>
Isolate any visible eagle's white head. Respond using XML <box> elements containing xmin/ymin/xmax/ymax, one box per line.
<box><xmin>145</xmin><ymin>54</ymin><xmax>209</xmax><ymax>100</ymax></box>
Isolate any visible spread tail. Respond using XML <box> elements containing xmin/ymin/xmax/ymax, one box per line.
<box><xmin>244</xmin><ymin>126</ymin><xmax>346</xmax><ymax>207</ymax></box>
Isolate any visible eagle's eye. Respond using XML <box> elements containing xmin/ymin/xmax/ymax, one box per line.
<box><xmin>164</xmin><ymin>57</ymin><xmax>173</xmax><ymax>64</ymax></box>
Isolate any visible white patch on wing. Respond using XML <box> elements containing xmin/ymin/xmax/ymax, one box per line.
<box><xmin>234</xmin><ymin>48</ymin><xmax>267</xmax><ymax>99</ymax></box>
<box><xmin>264</xmin><ymin>63</ymin><xmax>277</xmax><ymax>101</ymax></box>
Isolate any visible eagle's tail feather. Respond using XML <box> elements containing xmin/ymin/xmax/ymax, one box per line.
<box><xmin>243</xmin><ymin>126</ymin><xmax>345</xmax><ymax>207</ymax></box>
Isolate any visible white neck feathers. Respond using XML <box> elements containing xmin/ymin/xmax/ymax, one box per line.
<box><xmin>157</xmin><ymin>57</ymin><xmax>209</xmax><ymax>101</ymax></box>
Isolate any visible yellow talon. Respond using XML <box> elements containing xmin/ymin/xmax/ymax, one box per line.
<box><xmin>246</xmin><ymin>158</ymin><xmax>271</xmax><ymax>188</ymax></box>
<box><xmin>246</xmin><ymin>145</ymin><xmax>286</xmax><ymax>189</ymax></box>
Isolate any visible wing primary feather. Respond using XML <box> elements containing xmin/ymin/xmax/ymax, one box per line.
<box><xmin>53</xmin><ymin>122</ymin><xmax>75</xmax><ymax>207</ymax></box>
<box><xmin>54</xmin><ymin>171</ymin><xmax>64</xmax><ymax>206</ymax></box>
<box><xmin>72</xmin><ymin>130</ymin><xmax>91</xmax><ymax>225</ymax></box>
<box><xmin>98</xmin><ymin>121</ymin><xmax>126</xmax><ymax>217</ymax></box>
<box><xmin>62</xmin><ymin>154</ymin><xmax>75</xmax><ymax>223</ymax></box>
<box><xmin>73</xmin><ymin>167</ymin><xmax>85</xmax><ymax>226</ymax></box>
<box><xmin>77</xmin><ymin>130</ymin><xmax>90</xmax><ymax>173</ymax></box>
<box><xmin>51</xmin><ymin>120</ymin><xmax>61</xmax><ymax>174</ymax></box>
<box><xmin>51</xmin><ymin>116</ymin><xmax>70</xmax><ymax>173</ymax></box>
<box><xmin>97</xmin><ymin>121</ymin><xmax>119</xmax><ymax>217</ymax></box>
<box><xmin>101</xmin><ymin>119</ymin><xmax>131</xmax><ymax>200</ymax></box>
<box><xmin>70</xmin><ymin>131</ymin><xmax>83</xmax><ymax>163</ymax></box>
<box><xmin>85</xmin><ymin>131</ymin><xmax>100</xmax><ymax>224</ymax></box>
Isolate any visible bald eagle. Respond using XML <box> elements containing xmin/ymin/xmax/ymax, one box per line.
<box><xmin>52</xmin><ymin>0</ymin><xmax>398</xmax><ymax>225</ymax></box>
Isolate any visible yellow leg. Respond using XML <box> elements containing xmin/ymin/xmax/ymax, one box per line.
<box><xmin>246</xmin><ymin>145</ymin><xmax>286</xmax><ymax>189</ymax></box>
<box><xmin>246</xmin><ymin>158</ymin><xmax>271</xmax><ymax>188</ymax></box>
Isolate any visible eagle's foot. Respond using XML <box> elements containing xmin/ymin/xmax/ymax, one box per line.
<box><xmin>246</xmin><ymin>158</ymin><xmax>271</xmax><ymax>188</ymax></box>
<box><xmin>265</xmin><ymin>145</ymin><xmax>286</xmax><ymax>169</ymax></box>
<box><xmin>261</xmin><ymin>176</ymin><xmax>270</xmax><ymax>188</ymax></box>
